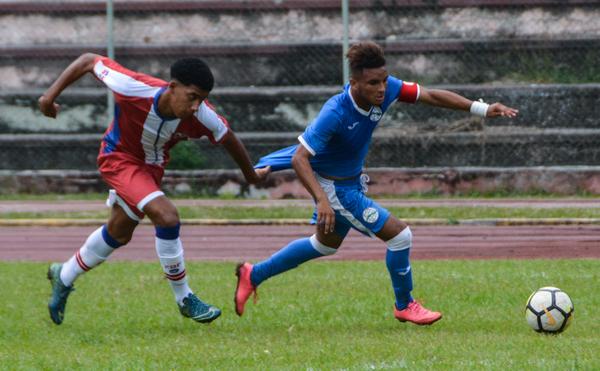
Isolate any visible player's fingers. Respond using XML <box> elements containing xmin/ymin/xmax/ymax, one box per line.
<box><xmin>317</xmin><ymin>211</ymin><xmax>326</xmax><ymax>231</ymax></box>
<box><xmin>328</xmin><ymin>213</ymin><xmax>336</xmax><ymax>233</ymax></box>
<box><xmin>324</xmin><ymin>213</ymin><xmax>334</xmax><ymax>234</ymax></box>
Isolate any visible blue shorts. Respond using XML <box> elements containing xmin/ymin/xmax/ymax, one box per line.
<box><xmin>310</xmin><ymin>174</ymin><xmax>390</xmax><ymax>238</ymax></box>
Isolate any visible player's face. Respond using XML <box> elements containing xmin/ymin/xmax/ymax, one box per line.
<box><xmin>351</xmin><ymin>66</ymin><xmax>388</xmax><ymax>108</ymax></box>
<box><xmin>170</xmin><ymin>82</ymin><xmax>209</xmax><ymax>119</ymax></box>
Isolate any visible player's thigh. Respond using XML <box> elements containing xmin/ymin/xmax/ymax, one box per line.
<box><xmin>106</xmin><ymin>203</ymin><xmax>139</xmax><ymax>244</ymax></box>
<box><xmin>375</xmin><ymin>214</ymin><xmax>408</xmax><ymax>241</ymax></box>
<box><xmin>143</xmin><ymin>195</ymin><xmax>179</xmax><ymax>227</ymax></box>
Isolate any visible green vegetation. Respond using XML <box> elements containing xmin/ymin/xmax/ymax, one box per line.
<box><xmin>168</xmin><ymin>140</ymin><xmax>207</xmax><ymax>170</ymax></box>
<box><xmin>1</xmin><ymin>260</ymin><xmax>598</xmax><ymax>369</ymax></box>
<box><xmin>3</xmin><ymin>206</ymin><xmax>600</xmax><ymax>221</ymax></box>
<box><xmin>505</xmin><ymin>51</ymin><xmax>600</xmax><ymax>84</ymax></box>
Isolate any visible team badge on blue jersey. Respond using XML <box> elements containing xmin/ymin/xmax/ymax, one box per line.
<box><xmin>369</xmin><ymin>107</ymin><xmax>382</xmax><ymax>121</ymax></box>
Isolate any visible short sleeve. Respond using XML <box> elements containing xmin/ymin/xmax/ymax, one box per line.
<box><xmin>92</xmin><ymin>56</ymin><xmax>166</xmax><ymax>98</ymax></box>
<box><xmin>298</xmin><ymin>102</ymin><xmax>341</xmax><ymax>156</ymax></box>
<box><xmin>194</xmin><ymin>100</ymin><xmax>229</xmax><ymax>144</ymax></box>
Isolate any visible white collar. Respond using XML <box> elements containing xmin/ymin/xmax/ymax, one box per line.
<box><xmin>348</xmin><ymin>88</ymin><xmax>371</xmax><ymax>116</ymax></box>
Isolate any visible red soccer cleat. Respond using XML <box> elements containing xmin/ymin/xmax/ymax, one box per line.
<box><xmin>394</xmin><ymin>300</ymin><xmax>442</xmax><ymax>325</ymax></box>
<box><xmin>234</xmin><ymin>262</ymin><xmax>257</xmax><ymax>316</ymax></box>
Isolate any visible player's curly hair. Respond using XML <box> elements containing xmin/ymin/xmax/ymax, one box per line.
<box><xmin>346</xmin><ymin>41</ymin><xmax>386</xmax><ymax>77</ymax></box>
<box><xmin>170</xmin><ymin>58</ymin><xmax>214</xmax><ymax>91</ymax></box>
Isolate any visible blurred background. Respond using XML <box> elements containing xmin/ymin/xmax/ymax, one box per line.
<box><xmin>1</xmin><ymin>0</ymin><xmax>599</xmax><ymax>195</ymax></box>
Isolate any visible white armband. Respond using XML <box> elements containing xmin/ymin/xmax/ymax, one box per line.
<box><xmin>470</xmin><ymin>99</ymin><xmax>489</xmax><ymax>117</ymax></box>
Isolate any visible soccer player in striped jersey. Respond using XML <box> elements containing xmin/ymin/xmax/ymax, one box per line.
<box><xmin>235</xmin><ymin>41</ymin><xmax>518</xmax><ymax>325</ymax></box>
<box><xmin>39</xmin><ymin>53</ymin><xmax>270</xmax><ymax>325</ymax></box>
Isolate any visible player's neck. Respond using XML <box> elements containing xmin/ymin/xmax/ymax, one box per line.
<box><xmin>156</xmin><ymin>90</ymin><xmax>176</xmax><ymax>119</ymax></box>
<box><xmin>350</xmin><ymin>88</ymin><xmax>372</xmax><ymax>111</ymax></box>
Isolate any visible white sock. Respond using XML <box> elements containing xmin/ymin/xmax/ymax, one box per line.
<box><xmin>60</xmin><ymin>226</ymin><xmax>118</xmax><ymax>287</ymax></box>
<box><xmin>155</xmin><ymin>236</ymin><xmax>192</xmax><ymax>305</ymax></box>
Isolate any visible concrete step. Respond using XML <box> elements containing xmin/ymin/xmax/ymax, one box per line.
<box><xmin>2</xmin><ymin>84</ymin><xmax>599</xmax><ymax>134</ymax></box>
<box><xmin>2</xmin><ymin>1</ymin><xmax>599</xmax><ymax>46</ymax></box>
<box><xmin>1</xmin><ymin>38</ymin><xmax>598</xmax><ymax>88</ymax></box>
<box><xmin>1</xmin><ymin>128</ymin><xmax>600</xmax><ymax>170</ymax></box>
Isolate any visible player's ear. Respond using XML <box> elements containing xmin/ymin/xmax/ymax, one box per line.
<box><xmin>168</xmin><ymin>80</ymin><xmax>179</xmax><ymax>92</ymax></box>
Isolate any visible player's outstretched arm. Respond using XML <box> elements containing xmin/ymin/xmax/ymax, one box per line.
<box><xmin>38</xmin><ymin>53</ymin><xmax>101</xmax><ymax>118</ymax></box>
<box><xmin>292</xmin><ymin>145</ymin><xmax>335</xmax><ymax>234</ymax></box>
<box><xmin>221</xmin><ymin>130</ymin><xmax>270</xmax><ymax>184</ymax></box>
<box><xmin>418</xmin><ymin>87</ymin><xmax>518</xmax><ymax>118</ymax></box>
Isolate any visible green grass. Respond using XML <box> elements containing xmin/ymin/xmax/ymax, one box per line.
<box><xmin>1</xmin><ymin>192</ymin><xmax>598</xmax><ymax>201</ymax></box>
<box><xmin>4</xmin><ymin>206</ymin><xmax>600</xmax><ymax>221</ymax></box>
<box><xmin>1</xmin><ymin>260</ymin><xmax>598</xmax><ymax>369</ymax></box>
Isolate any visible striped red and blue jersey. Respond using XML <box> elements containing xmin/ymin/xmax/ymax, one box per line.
<box><xmin>92</xmin><ymin>56</ymin><xmax>229</xmax><ymax>167</ymax></box>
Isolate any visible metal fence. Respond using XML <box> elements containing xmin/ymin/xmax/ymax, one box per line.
<box><xmin>1</xmin><ymin>0</ymin><xmax>599</xmax><ymax>170</ymax></box>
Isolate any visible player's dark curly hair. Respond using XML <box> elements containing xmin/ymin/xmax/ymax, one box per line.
<box><xmin>170</xmin><ymin>58</ymin><xmax>214</xmax><ymax>91</ymax></box>
<box><xmin>346</xmin><ymin>41</ymin><xmax>386</xmax><ymax>77</ymax></box>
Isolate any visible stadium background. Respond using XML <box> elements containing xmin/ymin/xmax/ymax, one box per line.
<box><xmin>1</xmin><ymin>0</ymin><xmax>599</xmax><ymax>195</ymax></box>
<box><xmin>2</xmin><ymin>2</ymin><xmax>600</xmax><ymax>369</ymax></box>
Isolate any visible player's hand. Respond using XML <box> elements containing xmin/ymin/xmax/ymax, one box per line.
<box><xmin>253</xmin><ymin>166</ymin><xmax>271</xmax><ymax>183</ymax></box>
<box><xmin>487</xmin><ymin>103</ymin><xmax>518</xmax><ymax>118</ymax></box>
<box><xmin>316</xmin><ymin>199</ymin><xmax>335</xmax><ymax>234</ymax></box>
<box><xmin>38</xmin><ymin>95</ymin><xmax>60</xmax><ymax>118</ymax></box>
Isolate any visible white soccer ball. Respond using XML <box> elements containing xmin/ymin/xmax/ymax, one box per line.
<box><xmin>525</xmin><ymin>286</ymin><xmax>574</xmax><ymax>333</ymax></box>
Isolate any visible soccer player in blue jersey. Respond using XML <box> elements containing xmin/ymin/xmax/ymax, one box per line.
<box><xmin>235</xmin><ymin>41</ymin><xmax>518</xmax><ymax>325</ymax></box>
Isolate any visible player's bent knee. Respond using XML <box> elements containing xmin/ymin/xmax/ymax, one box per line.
<box><xmin>309</xmin><ymin>234</ymin><xmax>338</xmax><ymax>256</ymax></box>
<box><xmin>387</xmin><ymin>227</ymin><xmax>412</xmax><ymax>251</ymax></box>
<box><xmin>149</xmin><ymin>210</ymin><xmax>180</xmax><ymax>228</ymax></box>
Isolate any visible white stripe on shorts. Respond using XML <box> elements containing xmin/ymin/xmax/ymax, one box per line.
<box><xmin>315</xmin><ymin>173</ymin><xmax>374</xmax><ymax>237</ymax></box>
<box><xmin>137</xmin><ymin>190</ymin><xmax>165</xmax><ymax>212</ymax></box>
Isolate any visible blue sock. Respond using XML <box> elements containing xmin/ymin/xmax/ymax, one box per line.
<box><xmin>386</xmin><ymin>248</ymin><xmax>414</xmax><ymax>310</ymax></box>
<box><xmin>251</xmin><ymin>237</ymin><xmax>325</xmax><ymax>286</ymax></box>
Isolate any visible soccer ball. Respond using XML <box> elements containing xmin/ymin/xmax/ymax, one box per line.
<box><xmin>525</xmin><ymin>287</ymin><xmax>574</xmax><ymax>333</ymax></box>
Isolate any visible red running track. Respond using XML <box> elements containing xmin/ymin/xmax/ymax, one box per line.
<box><xmin>2</xmin><ymin>225</ymin><xmax>600</xmax><ymax>261</ymax></box>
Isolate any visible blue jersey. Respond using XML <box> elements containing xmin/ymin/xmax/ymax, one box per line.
<box><xmin>255</xmin><ymin>76</ymin><xmax>420</xmax><ymax>176</ymax></box>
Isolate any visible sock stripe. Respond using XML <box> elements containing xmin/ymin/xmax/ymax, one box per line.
<box><xmin>155</xmin><ymin>223</ymin><xmax>181</xmax><ymax>240</ymax></box>
<box><xmin>75</xmin><ymin>251</ymin><xmax>91</xmax><ymax>272</ymax></box>
<box><xmin>101</xmin><ymin>225</ymin><xmax>123</xmax><ymax>249</ymax></box>
<box><xmin>165</xmin><ymin>270</ymin><xmax>186</xmax><ymax>281</ymax></box>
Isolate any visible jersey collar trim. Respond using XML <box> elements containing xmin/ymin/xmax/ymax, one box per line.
<box><xmin>347</xmin><ymin>87</ymin><xmax>371</xmax><ymax>117</ymax></box>
<box><xmin>152</xmin><ymin>86</ymin><xmax>176</xmax><ymax>121</ymax></box>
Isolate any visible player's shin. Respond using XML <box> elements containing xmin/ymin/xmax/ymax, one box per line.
<box><xmin>385</xmin><ymin>227</ymin><xmax>414</xmax><ymax>310</ymax></box>
<box><xmin>60</xmin><ymin>225</ymin><xmax>122</xmax><ymax>286</ymax></box>
<box><xmin>250</xmin><ymin>234</ymin><xmax>337</xmax><ymax>286</ymax></box>
<box><xmin>155</xmin><ymin>223</ymin><xmax>192</xmax><ymax>304</ymax></box>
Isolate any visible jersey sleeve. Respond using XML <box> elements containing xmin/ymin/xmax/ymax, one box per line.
<box><xmin>193</xmin><ymin>100</ymin><xmax>229</xmax><ymax>144</ymax></box>
<box><xmin>298</xmin><ymin>102</ymin><xmax>341</xmax><ymax>156</ymax></box>
<box><xmin>92</xmin><ymin>56</ymin><xmax>166</xmax><ymax>98</ymax></box>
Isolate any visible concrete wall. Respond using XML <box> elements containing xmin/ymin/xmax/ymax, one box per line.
<box><xmin>2</xmin><ymin>167</ymin><xmax>600</xmax><ymax>196</ymax></box>
<box><xmin>2</xmin><ymin>3</ymin><xmax>599</xmax><ymax>88</ymax></box>
<box><xmin>4</xmin><ymin>6</ymin><xmax>599</xmax><ymax>46</ymax></box>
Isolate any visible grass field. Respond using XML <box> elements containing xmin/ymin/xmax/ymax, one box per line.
<box><xmin>1</xmin><ymin>260</ymin><xmax>598</xmax><ymax>369</ymax></box>
<box><xmin>4</xmin><ymin>205</ymin><xmax>600</xmax><ymax>221</ymax></box>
